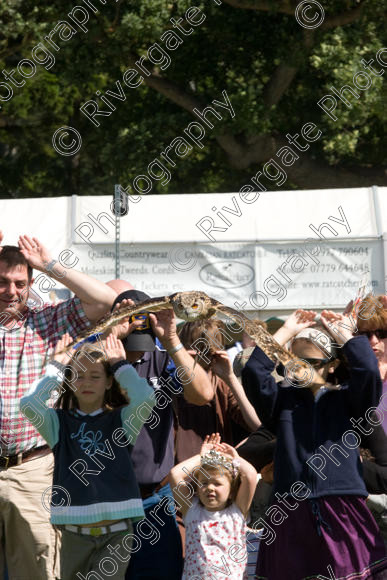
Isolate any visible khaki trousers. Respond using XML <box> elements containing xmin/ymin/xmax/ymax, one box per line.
<box><xmin>60</xmin><ymin>525</ymin><xmax>133</xmax><ymax>580</ymax></box>
<box><xmin>0</xmin><ymin>453</ymin><xmax>60</xmax><ymax>580</ymax></box>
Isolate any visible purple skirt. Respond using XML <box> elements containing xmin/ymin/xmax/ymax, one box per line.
<box><xmin>255</xmin><ymin>496</ymin><xmax>387</xmax><ymax>580</ymax></box>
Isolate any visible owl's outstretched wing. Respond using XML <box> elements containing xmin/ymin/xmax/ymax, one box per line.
<box><xmin>214</xmin><ymin>304</ymin><xmax>307</xmax><ymax>370</ymax></box>
<box><xmin>60</xmin><ymin>295</ymin><xmax>173</xmax><ymax>354</ymax></box>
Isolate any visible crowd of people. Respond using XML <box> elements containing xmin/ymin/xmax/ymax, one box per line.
<box><xmin>0</xmin><ymin>230</ymin><xmax>386</xmax><ymax>580</ymax></box>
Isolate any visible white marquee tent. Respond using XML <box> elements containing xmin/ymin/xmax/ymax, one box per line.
<box><xmin>1</xmin><ymin>186</ymin><xmax>386</xmax><ymax>319</ymax></box>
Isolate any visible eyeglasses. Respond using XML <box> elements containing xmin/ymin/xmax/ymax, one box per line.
<box><xmin>302</xmin><ymin>358</ymin><xmax>331</xmax><ymax>368</ymax></box>
<box><xmin>358</xmin><ymin>329</ymin><xmax>387</xmax><ymax>340</ymax></box>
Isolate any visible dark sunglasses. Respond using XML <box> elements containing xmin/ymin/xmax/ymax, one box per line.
<box><xmin>302</xmin><ymin>358</ymin><xmax>331</xmax><ymax>368</ymax></box>
<box><xmin>358</xmin><ymin>329</ymin><xmax>387</xmax><ymax>340</ymax></box>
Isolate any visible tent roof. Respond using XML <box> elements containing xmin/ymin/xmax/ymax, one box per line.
<box><xmin>74</xmin><ymin>186</ymin><xmax>386</xmax><ymax>244</ymax></box>
<box><xmin>1</xmin><ymin>187</ymin><xmax>386</xmax><ymax>246</ymax></box>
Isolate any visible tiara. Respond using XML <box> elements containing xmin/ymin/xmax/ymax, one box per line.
<box><xmin>200</xmin><ymin>449</ymin><xmax>240</xmax><ymax>478</ymax></box>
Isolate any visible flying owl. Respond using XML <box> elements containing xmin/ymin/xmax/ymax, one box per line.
<box><xmin>60</xmin><ymin>290</ymin><xmax>318</xmax><ymax>384</ymax></box>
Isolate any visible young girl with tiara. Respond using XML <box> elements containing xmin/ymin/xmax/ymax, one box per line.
<box><xmin>169</xmin><ymin>432</ymin><xmax>257</xmax><ymax>579</ymax></box>
<box><xmin>20</xmin><ymin>333</ymin><xmax>155</xmax><ymax>580</ymax></box>
<box><xmin>243</xmin><ymin>308</ymin><xmax>387</xmax><ymax>580</ymax></box>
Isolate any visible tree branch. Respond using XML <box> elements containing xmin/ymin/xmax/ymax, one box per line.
<box><xmin>216</xmin><ymin>134</ymin><xmax>277</xmax><ymax>167</ymax></box>
<box><xmin>125</xmin><ymin>56</ymin><xmax>387</xmax><ymax>187</ymax></box>
<box><xmin>0</xmin><ymin>115</ymin><xmax>43</xmax><ymax>128</ymax></box>
<box><xmin>111</xmin><ymin>0</ymin><xmax>125</xmax><ymax>31</ymax></box>
<box><xmin>221</xmin><ymin>0</ymin><xmax>365</xmax><ymax>30</ymax></box>
<box><xmin>321</xmin><ymin>3</ymin><xmax>365</xmax><ymax>30</ymax></box>
<box><xmin>262</xmin><ymin>62</ymin><xmax>298</xmax><ymax>107</ymax></box>
<box><xmin>284</xmin><ymin>154</ymin><xmax>387</xmax><ymax>188</ymax></box>
<box><xmin>220</xmin><ymin>0</ymin><xmax>295</xmax><ymax>14</ymax></box>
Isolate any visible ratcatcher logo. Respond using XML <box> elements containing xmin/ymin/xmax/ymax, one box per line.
<box><xmin>199</xmin><ymin>261</ymin><xmax>254</xmax><ymax>289</ymax></box>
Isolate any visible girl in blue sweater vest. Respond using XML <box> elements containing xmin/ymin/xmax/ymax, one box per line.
<box><xmin>243</xmin><ymin>310</ymin><xmax>387</xmax><ymax>580</ymax></box>
<box><xmin>21</xmin><ymin>333</ymin><xmax>155</xmax><ymax>580</ymax></box>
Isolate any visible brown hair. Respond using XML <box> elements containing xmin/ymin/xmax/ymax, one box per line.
<box><xmin>178</xmin><ymin>319</ymin><xmax>230</xmax><ymax>371</ymax></box>
<box><xmin>0</xmin><ymin>246</ymin><xmax>33</xmax><ymax>280</ymax></box>
<box><xmin>357</xmin><ymin>294</ymin><xmax>387</xmax><ymax>332</ymax></box>
<box><xmin>55</xmin><ymin>344</ymin><xmax>129</xmax><ymax>411</ymax></box>
<box><xmin>179</xmin><ymin>318</ymin><xmax>229</xmax><ymax>352</ymax></box>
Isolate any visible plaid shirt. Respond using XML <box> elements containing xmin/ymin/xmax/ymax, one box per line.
<box><xmin>0</xmin><ymin>297</ymin><xmax>90</xmax><ymax>456</ymax></box>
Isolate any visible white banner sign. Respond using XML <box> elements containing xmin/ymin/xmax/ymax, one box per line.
<box><xmin>71</xmin><ymin>239</ymin><xmax>384</xmax><ymax>310</ymax></box>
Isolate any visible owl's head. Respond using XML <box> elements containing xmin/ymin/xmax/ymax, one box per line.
<box><xmin>170</xmin><ymin>291</ymin><xmax>213</xmax><ymax>322</ymax></box>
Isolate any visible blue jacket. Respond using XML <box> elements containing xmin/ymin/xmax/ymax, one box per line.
<box><xmin>242</xmin><ymin>335</ymin><xmax>382</xmax><ymax>499</ymax></box>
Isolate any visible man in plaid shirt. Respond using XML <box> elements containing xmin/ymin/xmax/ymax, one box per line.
<box><xmin>0</xmin><ymin>231</ymin><xmax>117</xmax><ymax>580</ymax></box>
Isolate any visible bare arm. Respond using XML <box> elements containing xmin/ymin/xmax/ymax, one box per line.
<box><xmin>219</xmin><ymin>442</ymin><xmax>257</xmax><ymax>516</ymax></box>
<box><xmin>169</xmin><ymin>453</ymin><xmax>202</xmax><ymax>516</ymax></box>
<box><xmin>211</xmin><ymin>351</ymin><xmax>261</xmax><ymax>431</ymax></box>
<box><xmin>18</xmin><ymin>235</ymin><xmax>116</xmax><ymax>322</ymax></box>
<box><xmin>169</xmin><ymin>433</ymin><xmax>223</xmax><ymax>516</ymax></box>
<box><xmin>150</xmin><ymin>310</ymin><xmax>214</xmax><ymax>405</ymax></box>
<box><xmin>272</xmin><ymin>309</ymin><xmax>317</xmax><ymax>346</ymax></box>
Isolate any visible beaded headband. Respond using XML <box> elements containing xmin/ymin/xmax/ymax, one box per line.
<box><xmin>200</xmin><ymin>449</ymin><xmax>240</xmax><ymax>478</ymax></box>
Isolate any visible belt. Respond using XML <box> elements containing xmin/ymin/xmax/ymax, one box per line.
<box><xmin>62</xmin><ymin>518</ymin><xmax>132</xmax><ymax>536</ymax></box>
<box><xmin>0</xmin><ymin>445</ymin><xmax>51</xmax><ymax>470</ymax></box>
<box><xmin>139</xmin><ymin>475</ymin><xmax>170</xmax><ymax>499</ymax></box>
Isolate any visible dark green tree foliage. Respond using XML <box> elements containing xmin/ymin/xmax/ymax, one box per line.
<box><xmin>0</xmin><ymin>0</ymin><xmax>386</xmax><ymax>197</ymax></box>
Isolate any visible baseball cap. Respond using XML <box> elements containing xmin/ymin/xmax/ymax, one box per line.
<box><xmin>112</xmin><ymin>290</ymin><xmax>156</xmax><ymax>352</ymax></box>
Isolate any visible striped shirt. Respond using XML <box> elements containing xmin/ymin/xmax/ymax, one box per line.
<box><xmin>0</xmin><ymin>297</ymin><xmax>90</xmax><ymax>456</ymax></box>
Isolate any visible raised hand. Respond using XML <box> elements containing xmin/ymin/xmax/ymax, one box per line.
<box><xmin>216</xmin><ymin>441</ymin><xmax>239</xmax><ymax>460</ymax></box>
<box><xmin>283</xmin><ymin>309</ymin><xmax>317</xmax><ymax>334</ymax></box>
<box><xmin>18</xmin><ymin>235</ymin><xmax>52</xmax><ymax>272</ymax></box>
<box><xmin>105</xmin><ymin>299</ymin><xmax>142</xmax><ymax>339</ymax></box>
<box><xmin>104</xmin><ymin>334</ymin><xmax>126</xmax><ymax>364</ymax></box>
<box><xmin>52</xmin><ymin>333</ymin><xmax>73</xmax><ymax>365</ymax></box>
<box><xmin>149</xmin><ymin>309</ymin><xmax>177</xmax><ymax>347</ymax></box>
<box><xmin>320</xmin><ymin>310</ymin><xmax>356</xmax><ymax>345</ymax></box>
<box><xmin>200</xmin><ymin>433</ymin><xmax>221</xmax><ymax>456</ymax></box>
<box><xmin>210</xmin><ymin>350</ymin><xmax>233</xmax><ymax>381</ymax></box>
<box><xmin>273</xmin><ymin>309</ymin><xmax>317</xmax><ymax>347</ymax></box>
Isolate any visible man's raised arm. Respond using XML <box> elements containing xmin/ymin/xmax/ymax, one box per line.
<box><xmin>19</xmin><ymin>235</ymin><xmax>116</xmax><ymax>322</ymax></box>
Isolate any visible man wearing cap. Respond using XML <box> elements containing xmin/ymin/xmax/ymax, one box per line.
<box><xmin>110</xmin><ymin>290</ymin><xmax>213</xmax><ymax>580</ymax></box>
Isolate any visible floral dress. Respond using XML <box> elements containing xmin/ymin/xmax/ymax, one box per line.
<box><xmin>182</xmin><ymin>497</ymin><xmax>248</xmax><ymax>579</ymax></box>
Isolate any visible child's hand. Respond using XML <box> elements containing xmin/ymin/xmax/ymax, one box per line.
<box><xmin>104</xmin><ymin>334</ymin><xmax>126</xmax><ymax>364</ymax></box>
<box><xmin>216</xmin><ymin>441</ymin><xmax>239</xmax><ymax>460</ymax></box>
<box><xmin>210</xmin><ymin>350</ymin><xmax>233</xmax><ymax>381</ymax></box>
<box><xmin>200</xmin><ymin>433</ymin><xmax>221</xmax><ymax>456</ymax></box>
<box><xmin>273</xmin><ymin>309</ymin><xmax>317</xmax><ymax>346</ymax></box>
<box><xmin>52</xmin><ymin>334</ymin><xmax>73</xmax><ymax>364</ymax></box>
<box><xmin>321</xmin><ymin>310</ymin><xmax>355</xmax><ymax>344</ymax></box>
<box><xmin>283</xmin><ymin>309</ymin><xmax>317</xmax><ymax>334</ymax></box>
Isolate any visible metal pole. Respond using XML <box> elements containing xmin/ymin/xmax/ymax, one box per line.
<box><xmin>114</xmin><ymin>184</ymin><xmax>121</xmax><ymax>279</ymax></box>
